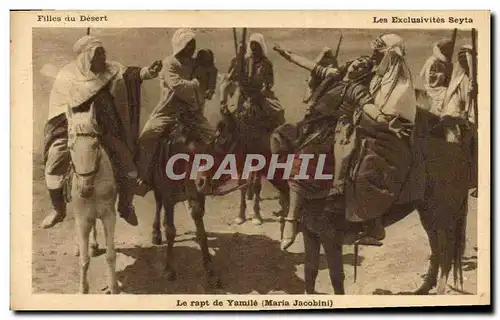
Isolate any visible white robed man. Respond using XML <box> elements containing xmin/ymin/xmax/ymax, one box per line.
<box><xmin>135</xmin><ymin>28</ymin><xmax>216</xmax><ymax>195</ymax></box>
<box><xmin>41</xmin><ymin>35</ymin><xmax>162</xmax><ymax>229</ymax></box>
<box><xmin>420</xmin><ymin>38</ymin><xmax>454</xmax><ymax>115</ymax></box>
<box><xmin>441</xmin><ymin>44</ymin><xmax>478</xmax><ymax>195</ymax></box>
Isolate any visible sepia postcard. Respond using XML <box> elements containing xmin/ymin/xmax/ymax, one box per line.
<box><xmin>10</xmin><ymin>10</ymin><xmax>491</xmax><ymax>310</ymax></box>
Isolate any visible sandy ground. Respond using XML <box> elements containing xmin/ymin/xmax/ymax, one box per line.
<box><xmin>31</xmin><ymin>28</ymin><xmax>478</xmax><ymax>295</ymax></box>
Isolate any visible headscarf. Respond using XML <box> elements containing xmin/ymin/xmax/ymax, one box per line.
<box><xmin>418</xmin><ymin>38</ymin><xmax>455</xmax><ymax>115</ymax></box>
<box><xmin>369</xmin><ymin>33</ymin><xmax>417</xmax><ymax>123</ymax></box>
<box><xmin>419</xmin><ymin>38</ymin><xmax>454</xmax><ymax>83</ymax></box>
<box><xmin>47</xmin><ymin>35</ymin><xmax>120</xmax><ymax>120</ymax></box>
<box><xmin>172</xmin><ymin>28</ymin><xmax>196</xmax><ymax>56</ymax></box>
<box><xmin>247</xmin><ymin>33</ymin><xmax>268</xmax><ymax>58</ymax></box>
<box><xmin>71</xmin><ymin>35</ymin><xmax>105</xmax><ymax>80</ymax></box>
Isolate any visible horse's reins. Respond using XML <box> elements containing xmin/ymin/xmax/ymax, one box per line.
<box><xmin>69</xmin><ymin>131</ymin><xmax>102</xmax><ymax>178</ymax></box>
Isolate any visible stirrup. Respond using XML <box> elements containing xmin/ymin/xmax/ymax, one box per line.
<box><xmin>354</xmin><ymin>234</ymin><xmax>384</xmax><ymax>247</ymax></box>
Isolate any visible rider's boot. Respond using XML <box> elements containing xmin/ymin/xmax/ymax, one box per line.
<box><xmin>357</xmin><ymin>217</ymin><xmax>385</xmax><ymax>246</ymax></box>
<box><xmin>40</xmin><ymin>188</ymin><xmax>67</xmax><ymax>229</ymax></box>
<box><xmin>117</xmin><ymin>176</ymin><xmax>139</xmax><ymax>226</ymax></box>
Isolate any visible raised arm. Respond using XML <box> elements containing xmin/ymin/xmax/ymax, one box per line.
<box><xmin>273</xmin><ymin>45</ymin><xmax>317</xmax><ymax>72</ymax></box>
<box><xmin>273</xmin><ymin>44</ymin><xmax>343</xmax><ymax>82</ymax></box>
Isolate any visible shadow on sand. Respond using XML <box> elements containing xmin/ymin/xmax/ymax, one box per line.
<box><xmin>116</xmin><ymin>231</ymin><xmax>365</xmax><ymax>294</ymax></box>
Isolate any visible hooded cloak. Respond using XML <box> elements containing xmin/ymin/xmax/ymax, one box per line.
<box><xmin>48</xmin><ymin>35</ymin><xmax>122</xmax><ymax>121</ymax></box>
<box><xmin>369</xmin><ymin>33</ymin><xmax>417</xmax><ymax>123</ymax></box>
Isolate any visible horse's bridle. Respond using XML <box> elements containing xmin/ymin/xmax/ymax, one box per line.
<box><xmin>69</xmin><ymin>131</ymin><xmax>102</xmax><ymax>178</ymax></box>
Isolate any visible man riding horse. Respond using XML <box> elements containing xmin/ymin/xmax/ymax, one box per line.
<box><xmin>135</xmin><ymin>29</ymin><xmax>217</xmax><ymax>196</ymax></box>
<box><xmin>440</xmin><ymin>44</ymin><xmax>478</xmax><ymax>194</ymax></box>
<box><xmin>273</xmin><ymin>33</ymin><xmax>417</xmax><ymax>249</ymax></box>
<box><xmin>41</xmin><ymin>34</ymin><xmax>162</xmax><ymax>229</ymax></box>
<box><xmin>221</xmin><ymin>32</ymin><xmax>285</xmax><ymax>144</ymax></box>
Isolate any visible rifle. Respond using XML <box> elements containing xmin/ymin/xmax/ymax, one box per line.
<box><xmin>471</xmin><ymin>28</ymin><xmax>478</xmax><ymax>129</ymax></box>
<box><xmin>232</xmin><ymin>28</ymin><xmax>238</xmax><ymax>56</ymax></box>
<box><xmin>470</xmin><ymin>28</ymin><xmax>479</xmax><ymax>197</ymax></box>
<box><xmin>450</xmin><ymin>28</ymin><xmax>458</xmax><ymax>55</ymax></box>
<box><xmin>238</xmin><ymin>28</ymin><xmax>247</xmax><ymax>93</ymax></box>
<box><xmin>334</xmin><ymin>32</ymin><xmax>343</xmax><ymax>64</ymax></box>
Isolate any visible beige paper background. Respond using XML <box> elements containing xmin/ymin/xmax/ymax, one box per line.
<box><xmin>11</xmin><ymin>10</ymin><xmax>490</xmax><ymax>310</ymax></box>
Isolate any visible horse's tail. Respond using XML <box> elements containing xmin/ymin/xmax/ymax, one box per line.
<box><xmin>453</xmin><ymin>196</ymin><xmax>468</xmax><ymax>290</ymax></box>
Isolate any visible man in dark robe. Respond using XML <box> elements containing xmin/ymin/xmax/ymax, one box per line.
<box><xmin>41</xmin><ymin>35</ymin><xmax>161</xmax><ymax>229</ymax></box>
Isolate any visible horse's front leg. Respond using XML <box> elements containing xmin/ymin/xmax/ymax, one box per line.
<box><xmin>101</xmin><ymin>207</ymin><xmax>118</xmax><ymax>294</ymax></box>
<box><xmin>249</xmin><ymin>172</ymin><xmax>263</xmax><ymax>225</ymax></box>
<box><xmin>74</xmin><ymin>220</ymin><xmax>98</xmax><ymax>257</ymax></box>
<box><xmin>164</xmin><ymin>200</ymin><xmax>177</xmax><ymax>281</ymax></box>
<box><xmin>235</xmin><ymin>173</ymin><xmax>247</xmax><ymax>225</ymax></box>
<box><xmin>152</xmin><ymin>189</ymin><xmax>163</xmax><ymax>245</ymax></box>
<box><xmin>321</xmin><ymin>231</ymin><xmax>345</xmax><ymax>295</ymax></box>
<box><xmin>302</xmin><ymin>226</ymin><xmax>321</xmax><ymax>294</ymax></box>
<box><xmin>89</xmin><ymin>221</ymin><xmax>99</xmax><ymax>257</ymax></box>
<box><xmin>75</xmin><ymin>214</ymin><xmax>92</xmax><ymax>294</ymax></box>
<box><xmin>189</xmin><ymin>196</ymin><xmax>221</xmax><ymax>290</ymax></box>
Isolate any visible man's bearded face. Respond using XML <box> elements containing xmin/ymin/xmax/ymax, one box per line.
<box><xmin>250</xmin><ymin>41</ymin><xmax>263</xmax><ymax>57</ymax></box>
<box><xmin>90</xmin><ymin>46</ymin><xmax>107</xmax><ymax>74</ymax></box>
<box><xmin>458</xmin><ymin>52</ymin><xmax>471</xmax><ymax>75</ymax></box>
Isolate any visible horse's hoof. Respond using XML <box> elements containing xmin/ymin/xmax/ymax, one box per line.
<box><xmin>165</xmin><ymin>269</ymin><xmax>177</xmax><ymax>281</ymax></box>
<box><xmin>101</xmin><ymin>285</ymin><xmax>119</xmax><ymax>294</ymax></box>
<box><xmin>80</xmin><ymin>284</ymin><xmax>90</xmax><ymax>294</ymax></box>
<box><xmin>414</xmin><ymin>282</ymin><xmax>434</xmax><ymax>295</ymax></box>
<box><xmin>251</xmin><ymin>217</ymin><xmax>263</xmax><ymax>225</ymax></box>
<box><xmin>89</xmin><ymin>245</ymin><xmax>99</xmax><ymax>257</ymax></box>
<box><xmin>208</xmin><ymin>275</ymin><xmax>222</xmax><ymax>289</ymax></box>
<box><xmin>234</xmin><ymin>217</ymin><xmax>245</xmax><ymax>225</ymax></box>
<box><xmin>152</xmin><ymin>234</ymin><xmax>162</xmax><ymax>245</ymax></box>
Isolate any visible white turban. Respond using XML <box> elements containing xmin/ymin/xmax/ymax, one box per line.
<box><xmin>172</xmin><ymin>28</ymin><xmax>196</xmax><ymax>56</ymax></box>
<box><xmin>47</xmin><ymin>35</ymin><xmax>119</xmax><ymax>120</ymax></box>
<box><xmin>247</xmin><ymin>33</ymin><xmax>268</xmax><ymax>57</ymax></box>
<box><xmin>73</xmin><ymin>35</ymin><xmax>103</xmax><ymax>55</ymax></box>
<box><xmin>72</xmin><ymin>35</ymin><xmax>105</xmax><ymax>79</ymax></box>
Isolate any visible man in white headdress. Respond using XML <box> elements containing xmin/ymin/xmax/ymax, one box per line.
<box><xmin>441</xmin><ymin>45</ymin><xmax>477</xmax><ymax>193</ymax></box>
<box><xmin>442</xmin><ymin>45</ymin><xmax>476</xmax><ymax>128</ymax></box>
<box><xmin>135</xmin><ymin>28</ymin><xmax>216</xmax><ymax>195</ymax></box>
<box><xmin>420</xmin><ymin>38</ymin><xmax>455</xmax><ymax>116</ymax></box>
<box><xmin>41</xmin><ymin>35</ymin><xmax>162</xmax><ymax>229</ymax></box>
<box><xmin>225</xmin><ymin>33</ymin><xmax>285</xmax><ymax>136</ymax></box>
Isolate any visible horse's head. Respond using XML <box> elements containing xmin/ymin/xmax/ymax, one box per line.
<box><xmin>67</xmin><ymin>102</ymin><xmax>102</xmax><ymax>199</ymax></box>
<box><xmin>166</xmin><ymin>123</ymin><xmax>213</xmax><ymax>194</ymax></box>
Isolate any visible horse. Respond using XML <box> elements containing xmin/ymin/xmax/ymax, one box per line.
<box><xmin>66</xmin><ymin>102</ymin><xmax>119</xmax><ymax>294</ymax></box>
<box><xmin>273</xmin><ymin>88</ymin><xmax>472</xmax><ymax>295</ymax></box>
<box><xmin>149</xmin><ymin>122</ymin><xmax>223</xmax><ymax>290</ymax></box>
<box><xmin>216</xmin><ymin>73</ymin><xmax>290</xmax><ymax>225</ymax></box>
